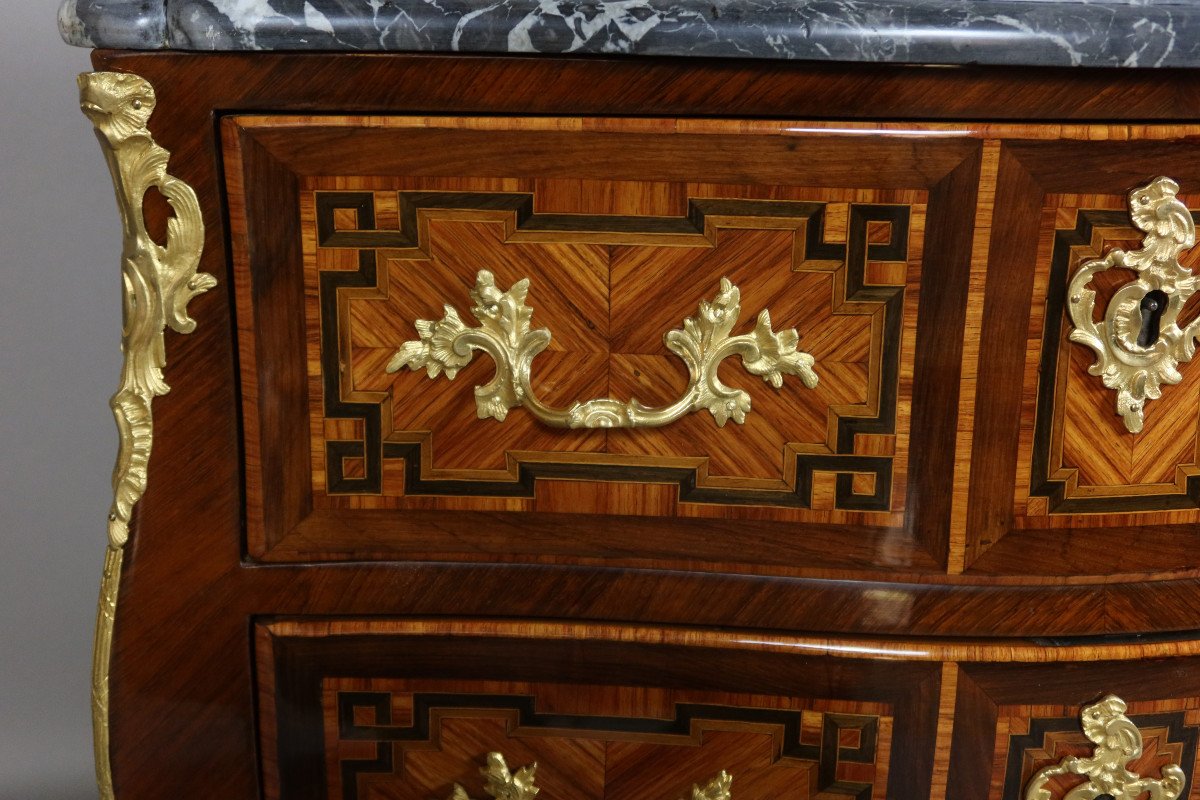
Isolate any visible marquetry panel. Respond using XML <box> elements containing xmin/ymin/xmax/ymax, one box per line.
<box><xmin>95</xmin><ymin>49</ymin><xmax>1200</xmax><ymax>800</ymax></box>
<box><xmin>304</xmin><ymin>177</ymin><xmax>925</xmax><ymax>525</ymax></box>
<box><xmin>257</xmin><ymin>620</ymin><xmax>942</xmax><ymax>800</ymax></box>
<box><xmin>946</xmin><ymin>659</ymin><xmax>1200</xmax><ymax>800</ymax></box>
<box><xmin>321</xmin><ymin>678</ymin><xmax>891</xmax><ymax>800</ymax></box>
<box><xmin>1015</xmin><ymin>193</ymin><xmax>1200</xmax><ymax>525</ymax></box>
<box><xmin>992</xmin><ymin>699</ymin><xmax>1200</xmax><ymax>799</ymax></box>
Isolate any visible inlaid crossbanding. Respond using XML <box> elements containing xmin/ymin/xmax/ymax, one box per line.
<box><xmin>307</xmin><ymin>185</ymin><xmax>918</xmax><ymax>516</ymax></box>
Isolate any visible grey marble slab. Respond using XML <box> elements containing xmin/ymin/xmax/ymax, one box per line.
<box><xmin>57</xmin><ymin>0</ymin><xmax>1200</xmax><ymax>68</ymax></box>
<box><xmin>59</xmin><ymin>0</ymin><xmax>167</xmax><ymax>49</ymax></box>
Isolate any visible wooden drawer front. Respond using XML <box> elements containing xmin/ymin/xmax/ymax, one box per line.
<box><xmin>225</xmin><ymin>115</ymin><xmax>978</xmax><ymax>570</ymax></box>
<box><xmin>947</xmin><ymin>660</ymin><xmax>1200</xmax><ymax>800</ymax></box>
<box><xmin>256</xmin><ymin>621</ymin><xmax>941</xmax><ymax>800</ymax></box>
<box><xmin>962</xmin><ymin>135</ymin><xmax>1200</xmax><ymax>577</ymax></box>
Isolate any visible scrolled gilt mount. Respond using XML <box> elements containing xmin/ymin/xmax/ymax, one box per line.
<box><xmin>449</xmin><ymin>752</ymin><xmax>732</xmax><ymax>800</ymax></box>
<box><xmin>1068</xmin><ymin>176</ymin><xmax>1200</xmax><ymax>434</ymax></box>
<box><xmin>78</xmin><ymin>71</ymin><xmax>215</xmax><ymax>800</ymax></box>
<box><xmin>387</xmin><ymin>270</ymin><xmax>818</xmax><ymax>429</ymax></box>
<box><xmin>1024</xmin><ymin>694</ymin><xmax>1186</xmax><ymax>800</ymax></box>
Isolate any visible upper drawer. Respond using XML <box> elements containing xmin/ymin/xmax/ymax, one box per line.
<box><xmin>222</xmin><ymin>115</ymin><xmax>980</xmax><ymax>573</ymax></box>
<box><xmin>961</xmin><ymin>138</ymin><xmax>1200</xmax><ymax>579</ymax></box>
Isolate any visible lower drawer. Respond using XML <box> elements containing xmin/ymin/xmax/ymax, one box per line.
<box><xmin>948</xmin><ymin>659</ymin><xmax>1200</xmax><ymax>800</ymax></box>
<box><xmin>257</xmin><ymin>620</ymin><xmax>1200</xmax><ymax>800</ymax></box>
<box><xmin>255</xmin><ymin>621</ymin><xmax>942</xmax><ymax>800</ymax></box>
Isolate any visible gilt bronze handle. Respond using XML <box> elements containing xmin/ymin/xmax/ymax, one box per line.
<box><xmin>387</xmin><ymin>270</ymin><xmax>817</xmax><ymax>429</ymax></box>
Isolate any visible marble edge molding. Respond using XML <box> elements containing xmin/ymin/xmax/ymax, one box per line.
<box><xmin>55</xmin><ymin>0</ymin><xmax>1200</xmax><ymax>66</ymax></box>
<box><xmin>59</xmin><ymin>0</ymin><xmax>168</xmax><ymax>49</ymax></box>
<box><xmin>58</xmin><ymin>0</ymin><xmax>1200</xmax><ymax>66</ymax></box>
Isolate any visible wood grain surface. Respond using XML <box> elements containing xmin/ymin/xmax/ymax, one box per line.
<box><xmin>256</xmin><ymin>621</ymin><xmax>936</xmax><ymax>800</ymax></box>
<box><xmin>1012</xmin><ymin>196</ymin><xmax>1200</xmax><ymax>522</ymax></box>
<box><xmin>963</xmin><ymin>139</ymin><xmax>1200</xmax><ymax>575</ymax></box>
<box><xmin>300</xmin><ymin>176</ymin><xmax>921</xmax><ymax>517</ymax></box>
<box><xmin>310</xmin><ymin>677</ymin><xmax>891</xmax><ymax>800</ymax></box>
<box><xmin>85</xmin><ymin>50</ymin><xmax>1200</xmax><ymax>800</ymax></box>
<box><xmin>224</xmin><ymin>114</ymin><xmax>968</xmax><ymax>572</ymax></box>
<box><xmin>947</xmin><ymin>660</ymin><xmax>1200</xmax><ymax>800</ymax></box>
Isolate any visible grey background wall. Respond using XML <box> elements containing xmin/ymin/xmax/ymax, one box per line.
<box><xmin>1</xmin><ymin>3</ymin><xmax>124</xmax><ymax>798</ymax></box>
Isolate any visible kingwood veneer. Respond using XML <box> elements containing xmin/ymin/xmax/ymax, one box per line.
<box><xmin>77</xmin><ymin>52</ymin><xmax>1200</xmax><ymax>799</ymax></box>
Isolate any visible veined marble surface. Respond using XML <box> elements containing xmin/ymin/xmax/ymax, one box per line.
<box><xmin>59</xmin><ymin>0</ymin><xmax>1200</xmax><ymax>67</ymax></box>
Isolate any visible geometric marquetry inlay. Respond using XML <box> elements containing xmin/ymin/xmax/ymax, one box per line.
<box><xmin>1019</xmin><ymin>195</ymin><xmax>1200</xmax><ymax>521</ymax></box>
<box><xmin>304</xmin><ymin>176</ymin><xmax>924</xmax><ymax>524</ymax></box>
<box><xmin>994</xmin><ymin>699</ymin><xmax>1200</xmax><ymax>800</ymax></box>
<box><xmin>321</xmin><ymin>678</ymin><xmax>891</xmax><ymax>800</ymax></box>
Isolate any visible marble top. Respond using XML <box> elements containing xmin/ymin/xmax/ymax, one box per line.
<box><xmin>59</xmin><ymin>0</ymin><xmax>1200</xmax><ymax>68</ymax></box>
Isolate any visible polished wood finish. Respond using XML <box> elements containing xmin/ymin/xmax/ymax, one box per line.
<box><xmin>226</xmin><ymin>115</ymin><xmax>950</xmax><ymax>569</ymax></box>
<box><xmin>999</xmin><ymin>195</ymin><xmax>1200</xmax><ymax>545</ymax></box>
<box><xmin>86</xmin><ymin>50</ymin><xmax>1200</xmax><ymax>799</ymax></box>
<box><xmin>300</xmin><ymin>177</ymin><xmax>920</xmax><ymax>511</ymax></box>
<box><xmin>256</xmin><ymin>621</ymin><xmax>936</xmax><ymax>800</ymax></box>
<box><xmin>947</xmin><ymin>660</ymin><xmax>1200</xmax><ymax>800</ymax></box>
<box><xmin>964</xmin><ymin>138</ymin><xmax>1200</xmax><ymax>574</ymax></box>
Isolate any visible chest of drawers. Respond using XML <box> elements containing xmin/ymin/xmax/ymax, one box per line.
<box><xmin>73</xmin><ymin>49</ymin><xmax>1200</xmax><ymax>800</ymax></box>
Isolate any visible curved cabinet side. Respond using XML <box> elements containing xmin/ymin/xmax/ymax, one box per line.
<box><xmin>78</xmin><ymin>70</ymin><xmax>215</xmax><ymax>800</ymax></box>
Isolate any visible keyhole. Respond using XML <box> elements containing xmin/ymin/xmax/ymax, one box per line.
<box><xmin>1138</xmin><ymin>289</ymin><xmax>1169</xmax><ymax>347</ymax></box>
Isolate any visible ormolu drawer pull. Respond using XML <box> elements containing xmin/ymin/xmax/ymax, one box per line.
<box><xmin>1024</xmin><ymin>694</ymin><xmax>1185</xmax><ymax>800</ymax></box>
<box><xmin>387</xmin><ymin>269</ymin><xmax>818</xmax><ymax>429</ymax></box>
<box><xmin>450</xmin><ymin>753</ymin><xmax>538</xmax><ymax>800</ymax></box>
<box><xmin>449</xmin><ymin>752</ymin><xmax>732</xmax><ymax>800</ymax></box>
<box><xmin>689</xmin><ymin>771</ymin><xmax>734</xmax><ymax>800</ymax></box>
<box><xmin>1067</xmin><ymin>176</ymin><xmax>1199</xmax><ymax>434</ymax></box>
